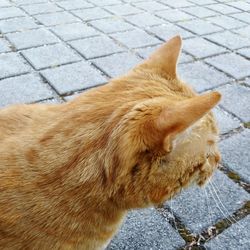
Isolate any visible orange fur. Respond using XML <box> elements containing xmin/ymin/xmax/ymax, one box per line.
<box><xmin>0</xmin><ymin>36</ymin><xmax>221</xmax><ymax>250</ymax></box>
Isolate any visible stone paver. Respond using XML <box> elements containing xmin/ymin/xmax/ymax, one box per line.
<box><xmin>50</xmin><ymin>23</ymin><xmax>99</xmax><ymax>41</ymax></box>
<box><xmin>207</xmin><ymin>15</ymin><xmax>246</xmax><ymax>29</ymax></box>
<box><xmin>0</xmin><ymin>53</ymin><xmax>30</xmax><ymax>79</ymax></box>
<box><xmin>22</xmin><ymin>44</ymin><xmax>81</xmax><ymax>70</ymax></box>
<box><xmin>90</xmin><ymin>18</ymin><xmax>134</xmax><ymax>33</ymax></box>
<box><xmin>72</xmin><ymin>7</ymin><xmax>111</xmax><ymax>21</ymax></box>
<box><xmin>111</xmin><ymin>29</ymin><xmax>160</xmax><ymax>48</ymax></box>
<box><xmin>0</xmin><ymin>38</ymin><xmax>11</xmax><ymax>53</ymax></box>
<box><xmin>0</xmin><ymin>0</ymin><xmax>249</xmax><ymax>249</ymax></box>
<box><xmin>220</xmin><ymin>129</ymin><xmax>250</xmax><ymax>183</ymax></box>
<box><xmin>34</xmin><ymin>12</ymin><xmax>80</xmax><ymax>26</ymax></box>
<box><xmin>107</xmin><ymin>208</ymin><xmax>185</xmax><ymax>250</ymax></box>
<box><xmin>205</xmin><ymin>30</ymin><xmax>250</xmax><ymax>50</ymax></box>
<box><xmin>41</xmin><ymin>61</ymin><xmax>106</xmax><ymax>94</ymax></box>
<box><xmin>6</xmin><ymin>28</ymin><xmax>59</xmax><ymax>50</ymax></box>
<box><xmin>92</xmin><ymin>52</ymin><xmax>141</xmax><ymax>77</ymax></box>
<box><xmin>0</xmin><ymin>16</ymin><xmax>38</xmax><ymax>33</ymax></box>
<box><xmin>178</xmin><ymin>61</ymin><xmax>230</xmax><ymax>92</ymax></box>
<box><xmin>21</xmin><ymin>3</ymin><xmax>63</xmax><ymax>15</ymax></box>
<box><xmin>147</xmin><ymin>24</ymin><xmax>194</xmax><ymax>40</ymax></box>
<box><xmin>205</xmin><ymin>215</ymin><xmax>250</xmax><ymax>250</ymax></box>
<box><xmin>206</xmin><ymin>53</ymin><xmax>250</xmax><ymax>79</ymax></box>
<box><xmin>183</xmin><ymin>37</ymin><xmax>226</xmax><ymax>58</ymax></box>
<box><xmin>179</xmin><ymin>19</ymin><xmax>222</xmax><ymax>35</ymax></box>
<box><xmin>0</xmin><ymin>7</ymin><xmax>25</xmax><ymax>20</ymax></box>
<box><xmin>217</xmin><ymin>84</ymin><xmax>250</xmax><ymax>122</ymax></box>
<box><xmin>70</xmin><ymin>35</ymin><xmax>124</xmax><ymax>59</ymax></box>
<box><xmin>0</xmin><ymin>73</ymin><xmax>54</xmax><ymax>107</ymax></box>
<box><xmin>165</xmin><ymin>170</ymin><xmax>250</xmax><ymax>233</ymax></box>
<box><xmin>213</xmin><ymin>107</ymin><xmax>241</xmax><ymax>135</ymax></box>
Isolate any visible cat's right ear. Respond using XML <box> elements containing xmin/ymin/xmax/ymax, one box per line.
<box><xmin>137</xmin><ymin>35</ymin><xmax>182</xmax><ymax>79</ymax></box>
<box><xmin>156</xmin><ymin>92</ymin><xmax>221</xmax><ymax>150</ymax></box>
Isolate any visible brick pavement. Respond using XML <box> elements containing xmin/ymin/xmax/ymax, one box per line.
<box><xmin>0</xmin><ymin>0</ymin><xmax>249</xmax><ymax>249</ymax></box>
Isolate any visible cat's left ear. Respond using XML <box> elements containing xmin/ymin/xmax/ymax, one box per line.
<box><xmin>138</xmin><ymin>35</ymin><xmax>182</xmax><ymax>79</ymax></box>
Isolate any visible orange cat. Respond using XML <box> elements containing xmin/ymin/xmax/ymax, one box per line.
<box><xmin>0</xmin><ymin>36</ymin><xmax>221</xmax><ymax>250</ymax></box>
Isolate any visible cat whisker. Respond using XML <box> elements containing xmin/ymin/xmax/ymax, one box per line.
<box><xmin>209</xmin><ymin>180</ymin><xmax>242</xmax><ymax>228</ymax></box>
<box><xmin>203</xmin><ymin>187</ymin><xmax>213</xmax><ymax>237</ymax></box>
<box><xmin>207</xmin><ymin>182</ymin><xmax>235</xmax><ymax>225</ymax></box>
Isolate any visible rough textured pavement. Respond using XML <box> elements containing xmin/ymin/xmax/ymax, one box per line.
<box><xmin>0</xmin><ymin>0</ymin><xmax>250</xmax><ymax>249</ymax></box>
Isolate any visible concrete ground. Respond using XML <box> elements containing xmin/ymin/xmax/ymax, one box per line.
<box><xmin>0</xmin><ymin>0</ymin><xmax>250</xmax><ymax>249</ymax></box>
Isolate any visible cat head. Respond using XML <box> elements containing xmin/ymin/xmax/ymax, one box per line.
<box><xmin>102</xmin><ymin>36</ymin><xmax>221</xmax><ymax>208</ymax></box>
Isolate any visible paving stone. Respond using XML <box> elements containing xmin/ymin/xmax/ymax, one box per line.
<box><xmin>227</xmin><ymin>1</ymin><xmax>250</xmax><ymax>11</ymax></box>
<box><xmin>216</xmin><ymin>84</ymin><xmax>250</xmax><ymax>122</ymax></box>
<box><xmin>50</xmin><ymin>22</ymin><xmax>99</xmax><ymax>41</ymax></box>
<box><xmin>133</xmin><ymin>1</ymin><xmax>169</xmax><ymax>12</ymax></box>
<box><xmin>207</xmin><ymin>15</ymin><xmax>246</xmax><ymax>30</ymax></box>
<box><xmin>231</xmin><ymin>12</ymin><xmax>250</xmax><ymax>24</ymax></box>
<box><xmin>237</xmin><ymin>48</ymin><xmax>250</xmax><ymax>59</ymax></box>
<box><xmin>179</xmin><ymin>19</ymin><xmax>222</xmax><ymax>35</ymax></box>
<box><xmin>90</xmin><ymin>17</ymin><xmax>134</xmax><ymax>33</ymax></box>
<box><xmin>6</xmin><ymin>28</ymin><xmax>59</xmax><ymax>50</ymax></box>
<box><xmin>105</xmin><ymin>4</ymin><xmax>141</xmax><ymax>15</ymax></box>
<box><xmin>178</xmin><ymin>53</ymin><xmax>194</xmax><ymax>64</ymax></box>
<box><xmin>107</xmin><ymin>208</ymin><xmax>185</xmax><ymax>250</ymax></box>
<box><xmin>92</xmin><ymin>52</ymin><xmax>141</xmax><ymax>77</ymax></box>
<box><xmin>206</xmin><ymin>3</ymin><xmax>241</xmax><ymax>14</ymax></box>
<box><xmin>0</xmin><ymin>16</ymin><xmax>38</xmax><ymax>33</ymax></box>
<box><xmin>245</xmin><ymin>78</ymin><xmax>250</xmax><ymax>87</ymax></box>
<box><xmin>165</xmin><ymin>170</ymin><xmax>250</xmax><ymax>233</ymax></box>
<box><xmin>41</xmin><ymin>61</ymin><xmax>106</xmax><ymax>94</ymax></box>
<box><xmin>213</xmin><ymin>107</ymin><xmax>241</xmax><ymax>134</ymax></box>
<box><xmin>182</xmin><ymin>6</ymin><xmax>217</xmax><ymax>18</ymax></box>
<box><xmin>0</xmin><ymin>73</ymin><xmax>54</xmax><ymax>107</ymax></box>
<box><xmin>161</xmin><ymin>0</ymin><xmax>194</xmax><ymax>8</ymax></box>
<box><xmin>56</xmin><ymin>0</ymin><xmax>93</xmax><ymax>10</ymax></box>
<box><xmin>220</xmin><ymin>129</ymin><xmax>250</xmax><ymax>183</ymax></box>
<box><xmin>0</xmin><ymin>6</ymin><xmax>25</xmax><ymax>19</ymax></box>
<box><xmin>111</xmin><ymin>29</ymin><xmax>160</xmax><ymax>48</ymax></box>
<box><xmin>205</xmin><ymin>215</ymin><xmax>250</xmax><ymax>250</ymax></box>
<box><xmin>72</xmin><ymin>7</ymin><xmax>111</xmax><ymax>21</ymax></box>
<box><xmin>22</xmin><ymin>44</ymin><xmax>81</xmax><ymax>70</ymax></box>
<box><xmin>125</xmin><ymin>12</ymin><xmax>164</xmax><ymax>27</ymax></box>
<box><xmin>155</xmin><ymin>9</ymin><xmax>194</xmax><ymax>22</ymax></box>
<box><xmin>183</xmin><ymin>37</ymin><xmax>226</xmax><ymax>59</ymax></box>
<box><xmin>178</xmin><ymin>61</ymin><xmax>230</xmax><ymax>92</ymax></box>
<box><xmin>0</xmin><ymin>38</ymin><xmax>11</xmax><ymax>53</ymax></box>
<box><xmin>0</xmin><ymin>0</ymin><xmax>11</xmax><ymax>7</ymax></box>
<box><xmin>147</xmin><ymin>24</ymin><xmax>194</xmax><ymax>41</ymax></box>
<box><xmin>205</xmin><ymin>31</ymin><xmax>250</xmax><ymax>50</ymax></box>
<box><xmin>11</xmin><ymin>0</ymin><xmax>47</xmax><ymax>5</ymax></box>
<box><xmin>34</xmin><ymin>12</ymin><xmax>80</xmax><ymax>26</ymax></box>
<box><xmin>38</xmin><ymin>98</ymin><xmax>61</xmax><ymax>104</ymax></box>
<box><xmin>188</xmin><ymin>0</ymin><xmax>217</xmax><ymax>4</ymax></box>
<box><xmin>70</xmin><ymin>35</ymin><xmax>124</xmax><ymax>59</ymax></box>
<box><xmin>206</xmin><ymin>53</ymin><xmax>250</xmax><ymax>79</ymax></box>
<box><xmin>233</xmin><ymin>26</ymin><xmax>250</xmax><ymax>39</ymax></box>
<box><xmin>87</xmin><ymin>0</ymin><xmax>122</xmax><ymax>6</ymax></box>
<box><xmin>0</xmin><ymin>53</ymin><xmax>30</xmax><ymax>79</ymax></box>
<box><xmin>21</xmin><ymin>3</ymin><xmax>63</xmax><ymax>15</ymax></box>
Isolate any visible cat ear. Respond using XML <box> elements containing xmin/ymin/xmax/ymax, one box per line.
<box><xmin>157</xmin><ymin>92</ymin><xmax>221</xmax><ymax>136</ymax></box>
<box><xmin>141</xmin><ymin>35</ymin><xmax>182</xmax><ymax>78</ymax></box>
